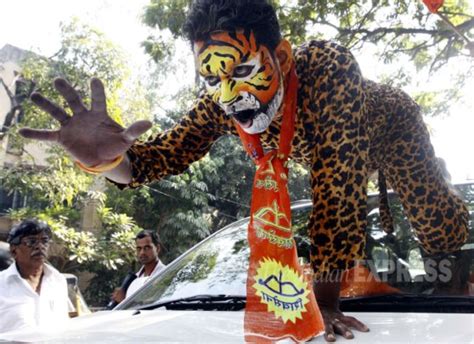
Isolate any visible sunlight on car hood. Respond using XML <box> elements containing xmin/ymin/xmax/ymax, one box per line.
<box><xmin>0</xmin><ymin>311</ymin><xmax>472</xmax><ymax>343</ymax></box>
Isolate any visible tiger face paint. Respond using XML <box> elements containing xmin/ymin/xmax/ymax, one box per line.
<box><xmin>194</xmin><ymin>30</ymin><xmax>284</xmax><ymax>134</ymax></box>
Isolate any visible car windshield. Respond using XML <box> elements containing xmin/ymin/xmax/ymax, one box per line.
<box><xmin>118</xmin><ymin>183</ymin><xmax>474</xmax><ymax>312</ymax></box>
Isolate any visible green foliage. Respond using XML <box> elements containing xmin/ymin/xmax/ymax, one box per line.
<box><xmin>142</xmin><ymin>0</ymin><xmax>191</xmax><ymax>36</ymax></box>
<box><xmin>6</xmin><ymin>194</ymin><xmax>143</xmax><ymax>306</ymax></box>
<box><xmin>56</xmin><ymin>18</ymin><xmax>129</xmax><ymax>98</ymax></box>
<box><xmin>5</xmin><ymin>199</ymin><xmax>141</xmax><ymax>271</ymax></box>
<box><xmin>119</xmin><ymin>0</ymin><xmax>473</xmax><ymax>271</ymax></box>
<box><xmin>0</xmin><ymin>157</ymin><xmax>92</xmax><ymax>209</ymax></box>
<box><xmin>125</xmin><ymin>2</ymin><xmax>473</xmax><ymax>263</ymax></box>
<box><xmin>141</xmin><ymin>0</ymin><xmax>473</xmax><ymax>116</ymax></box>
<box><xmin>3</xmin><ymin>0</ymin><xmax>472</xmax><ymax>305</ymax></box>
<box><xmin>141</xmin><ymin>0</ymin><xmax>191</xmax><ymax>62</ymax></box>
<box><xmin>1</xmin><ymin>19</ymin><xmax>155</xmax><ymax>306</ymax></box>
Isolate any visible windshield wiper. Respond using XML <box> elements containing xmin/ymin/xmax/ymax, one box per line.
<box><xmin>138</xmin><ymin>294</ymin><xmax>246</xmax><ymax>311</ymax></box>
<box><xmin>340</xmin><ymin>294</ymin><xmax>474</xmax><ymax>314</ymax></box>
<box><xmin>137</xmin><ymin>293</ymin><xmax>473</xmax><ymax>313</ymax></box>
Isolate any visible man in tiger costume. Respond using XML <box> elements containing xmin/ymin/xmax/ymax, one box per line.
<box><xmin>20</xmin><ymin>0</ymin><xmax>468</xmax><ymax>341</ymax></box>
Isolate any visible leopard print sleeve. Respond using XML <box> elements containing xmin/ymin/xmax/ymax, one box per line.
<box><xmin>120</xmin><ymin>94</ymin><xmax>230</xmax><ymax>188</ymax></box>
<box><xmin>303</xmin><ymin>41</ymin><xmax>370</xmax><ymax>280</ymax></box>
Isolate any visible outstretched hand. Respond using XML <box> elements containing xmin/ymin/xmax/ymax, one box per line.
<box><xmin>20</xmin><ymin>78</ymin><xmax>152</xmax><ymax>167</ymax></box>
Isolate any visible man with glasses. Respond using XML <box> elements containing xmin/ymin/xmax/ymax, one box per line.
<box><xmin>0</xmin><ymin>219</ymin><xmax>69</xmax><ymax>333</ymax></box>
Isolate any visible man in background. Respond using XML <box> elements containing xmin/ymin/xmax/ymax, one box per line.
<box><xmin>0</xmin><ymin>219</ymin><xmax>69</xmax><ymax>333</ymax></box>
<box><xmin>111</xmin><ymin>229</ymin><xmax>166</xmax><ymax>303</ymax></box>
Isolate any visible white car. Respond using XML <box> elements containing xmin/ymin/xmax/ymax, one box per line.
<box><xmin>1</xmin><ymin>183</ymin><xmax>473</xmax><ymax>343</ymax></box>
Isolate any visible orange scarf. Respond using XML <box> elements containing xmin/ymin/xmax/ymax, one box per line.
<box><xmin>236</xmin><ymin>64</ymin><xmax>324</xmax><ymax>342</ymax></box>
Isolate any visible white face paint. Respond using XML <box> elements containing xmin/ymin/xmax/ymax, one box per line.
<box><xmin>239</xmin><ymin>81</ymin><xmax>284</xmax><ymax>134</ymax></box>
<box><xmin>219</xmin><ymin>92</ymin><xmax>260</xmax><ymax>115</ymax></box>
<box><xmin>195</xmin><ymin>30</ymin><xmax>285</xmax><ymax>134</ymax></box>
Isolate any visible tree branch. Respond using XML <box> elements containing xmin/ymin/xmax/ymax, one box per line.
<box><xmin>441</xmin><ymin>11</ymin><xmax>474</xmax><ymax>19</ymax></box>
<box><xmin>429</xmin><ymin>38</ymin><xmax>453</xmax><ymax>73</ymax></box>
<box><xmin>346</xmin><ymin>2</ymin><xmax>381</xmax><ymax>49</ymax></box>
<box><xmin>316</xmin><ymin>18</ymin><xmax>474</xmax><ymax>42</ymax></box>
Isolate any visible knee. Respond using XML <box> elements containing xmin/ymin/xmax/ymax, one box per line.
<box><xmin>418</xmin><ymin>214</ymin><xmax>469</xmax><ymax>255</ymax></box>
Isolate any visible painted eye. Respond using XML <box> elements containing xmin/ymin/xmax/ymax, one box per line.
<box><xmin>233</xmin><ymin>65</ymin><xmax>254</xmax><ymax>78</ymax></box>
<box><xmin>205</xmin><ymin>75</ymin><xmax>220</xmax><ymax>87</ymax></box>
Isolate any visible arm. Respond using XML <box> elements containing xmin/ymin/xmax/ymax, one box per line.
<box><xmin>109</xmin><ymin>94</ymin><xmax>229</xmax><ymax>188</ymax></box>
<box><xmin>102</xmin><ymin>155</ymin><xmax>132</xmax><ymax>184</ymax></box>
<box><xmin>111</xmin><ymin>287</ymin><xmax>126</xmax><ymax>303</ymax></box>
<box><xmin>19</xmin><ymin>78</ymin><xmax>228</xmax><ymax>186</ymax></box>
<box><xmin>19</xmin><ymin>78</ymin><xmax>152</xmax><ymax>175</ymax></box>
<box><xmin>306</xmin><ymin>41</ymin><xmax>369</xmax><ymax>341</ymax></box>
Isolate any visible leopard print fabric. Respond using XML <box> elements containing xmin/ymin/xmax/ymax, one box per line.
<box><xmin>124</xmin><ymin>40</ymin><xmax>469</xmax><ymax>279</ymax></box>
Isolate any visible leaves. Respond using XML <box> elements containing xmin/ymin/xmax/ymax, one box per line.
<box><xmin>1</xmin><ymin>18</ymin><xmax>155</xmax><ymax>306</ymax></box>
<box><xmin>141</xmin><ymin>0</ymin><xmax>473</xmax><ymax>116</ymax></box>
<box><xmin>3</xmin><ymin>1</ymin><xmax>472</xmax><ymax>307</ymax></box>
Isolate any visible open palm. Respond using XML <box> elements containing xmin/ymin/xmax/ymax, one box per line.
<box><xmin>19</xmin><ymin>78</ymin><xmax>152</xmax><ymax>167</ymax></box>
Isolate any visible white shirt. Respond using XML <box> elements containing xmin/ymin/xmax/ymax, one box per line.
<box><xmin>0</xmin><ymin>262</ymin><xmax>69</xmax><ymax>334</ymax></box>
<box><xmin>126</xmin><ymin>260</ymin><xmax>166</xmax><ymax>298</ymax></box>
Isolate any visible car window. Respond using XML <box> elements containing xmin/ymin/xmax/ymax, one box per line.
<box><xmin>121</xmin><ymin>220</ymin><xmax>250</xmax><ymax>309</ymax></box>
<box><xmin>119</xmin><ymin>184</ymin><xmax>474</xmax><ymax>311</ymax></box>
<box><xmin>363</xmin><ymin>183</ymin><xmax>474</xmax><ymax>296</ymax></box>
<box><xmin>119</xmin><ymin>207</ymin><xmax>313</xmax><ymax>310</ymax></box>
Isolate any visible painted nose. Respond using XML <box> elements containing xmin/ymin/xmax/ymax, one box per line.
<box><xmin>219</xmin><ymin>79</ymin><xmax>238</xmax><ymax>105</ymax></box>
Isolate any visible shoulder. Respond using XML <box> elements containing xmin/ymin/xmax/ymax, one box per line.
<box><xmin>136</xmin><ymin>265</ymin><xmax>145</xmax><ymax>275</ymax></box>
<box><xmin>0</xmin><ymin>267</ymin><xmax>9</xmax><ymax>286</ymax></box>
<box><xmin>294</xmin><ymin>40</ymin><xmax>363</xmax><ymax>93</ymax></box>
<box><xmin>295</xmin><ymin>40</ymin><xmax>360</xmax><ymax>74</ymax></box>
<box><xmin>295</xmin><ymin>40</ymin><xmax>354</xmax><ymax>60</ymax></box>
<box><xmin>0</xmin><ymin>265</ymin><xmax>20</xmax><ymax>299</ymax></box>
<box><xmin>43</xmin><ymin>264</ymin><xmax>67</xmax><ymax>284</ymax></box>
<box><xmin>0</xmin><ymin>263</ymin><xmax>18</xmax><ymax>285</ymax></box>
<box><xmin>155</xmin><ymin>260</ymin><xmax>167</xmax><ymax>273</ymax></box>
<box><xmin>44</xmin><ymin>263</ymin><xmax>63</xmax><ymax>275</ymax></box>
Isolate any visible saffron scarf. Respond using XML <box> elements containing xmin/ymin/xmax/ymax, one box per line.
<box><xmin>236</xmin><ymin>63</ymin><xmax>324</xmax><ymax>342</ymax></box>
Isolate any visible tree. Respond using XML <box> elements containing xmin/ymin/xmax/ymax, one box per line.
<box><xmin>0</xmin><ymin>18</ymin><xmax>154</xmax><ymax>306</ymax></box>
<box><xmin>141</xmin><ymin>0</ymin><xmax>473</xmax><ymax>115</ymax></box>
<box><xmin>138</xmin><ymin>0</ymin><xmax>472</xmax><ymax>199</ymax></box>
<box><xmin>277</xmin><ymin>0</ymin><xmax>473</xmax><ymax>116</ymax></box>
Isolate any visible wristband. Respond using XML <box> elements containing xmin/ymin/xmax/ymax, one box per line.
<box><xmin>75</xmin><ymin>155</ymin><xmax>124</xmax><ymax>175</ymax></box>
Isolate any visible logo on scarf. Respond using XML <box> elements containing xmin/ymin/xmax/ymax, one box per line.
<box><xmin>253</xmin><ymin>201</ymin><xmax>293</xmax><ymax>248</ymax></box>
<box><xmin>254</xmin><ymin>200</ymin><xmax>290</xmax><ymax>232</ymax></box>
<box><xmin>256</xmin><ymin>175</ymin><xmax>279</xmax><ymax>192</ymax></box>
<box><xmin>253</xmin><ymin>258</ymin><xmax>311</xmax><ymax>323</ymax></box>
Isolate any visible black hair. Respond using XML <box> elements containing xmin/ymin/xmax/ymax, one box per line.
<box><xmin>135</xmin><ymin>229</ymin><xmax>160</xmax><ymax>247</ymax></box>
<box><xmin>183</xmin><ymin>0</ymin><xmax>282</xmax><ymax>51</ymax></box>
<box><xmin>7</xmin><ymin>219</ymin><xmax>52</xmax><ymax>245</ymax></box>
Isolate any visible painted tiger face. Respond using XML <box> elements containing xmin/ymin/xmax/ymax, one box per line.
<box><xmin>194</xmin><ymin>30</ymin><xmax>284</xmax><ymax>134</ymax></box>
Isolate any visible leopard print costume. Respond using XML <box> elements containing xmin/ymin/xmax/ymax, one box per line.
<box><xmin>121</xmin><ymin>40</ymin><xmax>469</xmax><ymax>279</ymax></box>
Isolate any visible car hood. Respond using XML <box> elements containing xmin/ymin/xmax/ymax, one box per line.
<box><xmin>1</xmin><ymin>310</ymin><xmax>473</xmax><ymax>343</ymax></box>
